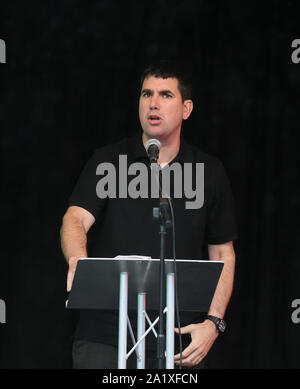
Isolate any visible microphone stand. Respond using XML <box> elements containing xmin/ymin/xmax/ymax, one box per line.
<box><xmin>152</xmin><ymin>163</ymin><xmax>172</xmax><ymax>369</ymax></box>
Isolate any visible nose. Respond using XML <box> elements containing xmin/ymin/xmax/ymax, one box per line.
<box><xmin>149</xmin><ymin>94</ymin><xmax>159</xmax><ymax>110</ymax></box>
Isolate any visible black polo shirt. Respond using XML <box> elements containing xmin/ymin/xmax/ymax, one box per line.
<box><xmin>68</xmin><ymin>135</ymin><xmax>238</xmax><ymax>349</ymax></box>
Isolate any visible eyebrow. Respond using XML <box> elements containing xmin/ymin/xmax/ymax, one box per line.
<box><xmin>141</xmin><ymin>88</ymin><xmax>175</xmax><ymax>96</ymax></box>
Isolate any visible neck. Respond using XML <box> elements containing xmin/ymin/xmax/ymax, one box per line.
<box><xmin>142</xmin><ymin>132</ymin><xmax>180</xmax><ymax>167</ymax></box>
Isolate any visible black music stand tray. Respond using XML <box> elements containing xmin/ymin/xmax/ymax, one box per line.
<box><xmin>67</xmin><ymin>257</ymin><xmax>223</xmax><ymax>369</ymax></box>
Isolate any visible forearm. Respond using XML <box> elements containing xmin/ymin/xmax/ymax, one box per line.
<box><xmin>207</xmin><ymin>243</ymin><xmax>236</xmax><ymax>318</ymax></box>
<box><xmin>60</xmin><ymin>214</ymin><xmax>88</xmax><ymax>263</ymax></box>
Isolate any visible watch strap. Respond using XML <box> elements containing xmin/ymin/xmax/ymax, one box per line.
<box><xmin>206</xmin><ymin>315</ymin><xmax>226</xmax><ymax>333</ymax></box>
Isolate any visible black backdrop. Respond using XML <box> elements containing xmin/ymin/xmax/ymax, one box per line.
<box><xmin>0</xmin><ymin>0</ymin><xmax>299</xmax><ymax>369</ymax></box>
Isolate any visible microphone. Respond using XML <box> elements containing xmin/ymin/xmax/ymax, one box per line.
<box><xmin>145</xmin><ymin>138</ymin><xmax>162</xmax><ymax>164</ymax></box>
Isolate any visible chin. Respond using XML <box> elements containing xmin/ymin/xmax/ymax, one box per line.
<box><xmin>144</xmin><ymin>127</ymin><xmax>166</xmax><ymax>139</ymax></box>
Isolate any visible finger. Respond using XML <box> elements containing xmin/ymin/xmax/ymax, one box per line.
<box><xmin>174</xmin><ymin>324</ymin><xmax>193</xmax><ymax>335</ymax></box>
<box><xmin>175</xmin><ymin>349</ymin><xmax>205</xmax><ymax>367</ymax></box>
<box><xmin>174</xmin><ymin>356</ymin><xmax>203</xmax><ymax>367</ymax></box>
<box><xmin>174</xmin><ymin>343</ymin><xmax>197</xmax><ymax>361</ymax></box>
<box><xmin>67</xmin><ymin>270</ymin><xmax>74</xmax><ymax>292</ymax></box>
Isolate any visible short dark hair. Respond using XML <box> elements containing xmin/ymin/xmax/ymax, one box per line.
<box><xmin>140</xmin><ymin>60</ymin><xmax>193</xmax><ymax>101</ymax></box>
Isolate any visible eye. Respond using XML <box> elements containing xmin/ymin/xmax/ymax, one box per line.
<box><xmin>142</xmin><ymin>91</ymin><xmax>151</xmax><ymax>97</ymax></box>
<box><xmin>163</xmin><ymin>92</ymin><xmax>172</xmax><ymax>98</ymax></box>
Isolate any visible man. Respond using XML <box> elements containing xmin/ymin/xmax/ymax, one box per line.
<box><xmin>60</xmin><ymin>61</ymin><xmax>237</xmax><ymax>369</ymax></box>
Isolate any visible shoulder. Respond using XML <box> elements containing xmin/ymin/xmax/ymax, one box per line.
<box><xmin>182</xmin><ymin>140</ymin><xmax>224</xmax><ymax>169</ymax></box>
<box><xmin>181</xmin><ymin>140</ymin><xmax>230</xmax><ymax>191</ymax></box>
<box><xmin>93</xmin><ymin>137</ymin><xmax>129</xmax><ymax>154</ymax></box>
<box><xmin>92</xmin><ymin>137</ymin><xmax>132</xmax><ymax>162</ymax></box>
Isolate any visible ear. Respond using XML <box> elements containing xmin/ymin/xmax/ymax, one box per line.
<box><xmin>182</xmin><ymin>99</ymin><xmax>193</xmax><ymax>120</ymax></box>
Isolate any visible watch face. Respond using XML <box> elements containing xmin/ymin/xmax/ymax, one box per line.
<box><xmin>218</xmin><ymin>320</ymin><xmax>226</xmax><ymax>332</ymax></box>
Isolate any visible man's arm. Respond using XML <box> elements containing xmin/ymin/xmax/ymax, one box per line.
<box><xmin>207</xmin><ymin>240</ymin><xmax>236</xmax><ymax>318</ymax></box>
<box><xmin>174</xmin><ymin>241</ymin><xmax>236</xmax><ymax>366</ymax></box>
<box><xmin>60</xmin><ymin>205</ymin><xmax>95</xmax><ymax>291</ymax></box>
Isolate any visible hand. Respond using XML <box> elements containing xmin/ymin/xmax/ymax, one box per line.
<box><xmin>67</xmin><ymin>256</ymin><xmax>79</xmax><ymax>292</ymax></box>
<box><xmin>174</xmin><ymin>320</ymin><xmax>219</xmax><ymax>367</ymax></box>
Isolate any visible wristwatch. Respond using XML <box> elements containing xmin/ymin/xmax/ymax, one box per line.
<box><xmin>206</xmin><ymin>315</ymin><xmax>226</xmax><ymax>333</ymax></box>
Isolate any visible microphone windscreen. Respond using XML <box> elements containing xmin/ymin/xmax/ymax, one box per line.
<box><xmin>145</xmin><ymin>138</ymin><xmax>162</xmax><ymax>152</ymax></box>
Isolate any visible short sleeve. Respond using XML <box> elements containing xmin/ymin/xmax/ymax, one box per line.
<box><xmin>206</xmin><ymin>161</ymin><xmax>238</xmax><ymax>245</ymax></box>
<box><xmin>68</xmin><ymin>150</ymin><xmax>107</xmax><ymax>219</ymax></box>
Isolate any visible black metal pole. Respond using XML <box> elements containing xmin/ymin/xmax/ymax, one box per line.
<box><xmin>157</xmin><ymin>222</ymin><xmax>166</xmax><ymax>369</ymax></box>
<box><xmin>152</xmin><ymin>164</ymin><xmax>172</xmax><ymax>369</ymax></box>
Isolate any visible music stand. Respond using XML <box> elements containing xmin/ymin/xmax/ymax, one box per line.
<box><xmin>67</xmin><ymin>257</ymin><xmax>223</xmax><ymax>369</ymax></box>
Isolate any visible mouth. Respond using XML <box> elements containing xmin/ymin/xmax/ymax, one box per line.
<box><xmin>147</xmin><ymin>114</ymin><xmax>162</xmax><ymax>125</ymax></box>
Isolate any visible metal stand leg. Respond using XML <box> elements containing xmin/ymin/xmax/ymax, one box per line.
<box><xmin>137</xmin><ymin>293</ymin><xmax>146</xmax><ymax>369</ymax></box>
<box><xmin>118</xmin><ymin>272</ymin><xmax>174</xmax><ymax>369</ymax></box>
<box><xmin>166</xmin><ymin>273</ymin><xmax>175</xmax><ymax>369</ymax></box>
<box><xmin>118</xmin><ymin>272</ymin><xmax>128</xmax><ymax>369</ymax></box>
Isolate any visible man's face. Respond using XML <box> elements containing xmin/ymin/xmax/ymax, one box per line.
<box><xmin>139</xmin><ymin>76</ymin><xmax>192</xmax><ymax>143</ymax></box>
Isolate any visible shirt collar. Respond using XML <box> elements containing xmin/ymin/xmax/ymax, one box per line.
<box><xmin>127</xmin><ymin>134</ymin><xmax>193</xmax><ymax>165</ymax></box>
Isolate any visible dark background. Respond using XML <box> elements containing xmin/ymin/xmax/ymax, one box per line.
<box><xmin>0</xmin><ymin>0</ymin><xmax>299</xmax><ymax>369</ymax></box>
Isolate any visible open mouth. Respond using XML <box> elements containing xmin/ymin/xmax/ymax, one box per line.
<box><xmin>148</xmin><ymin>114</ymin><xmax>162</xmax><ymax>125</ymax></box>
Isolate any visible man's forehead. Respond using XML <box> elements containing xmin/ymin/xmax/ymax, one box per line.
<box><xmin>141</xmin><ymin>76</ymin><xmax>179</xmax><ymax>92</ymax></box>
